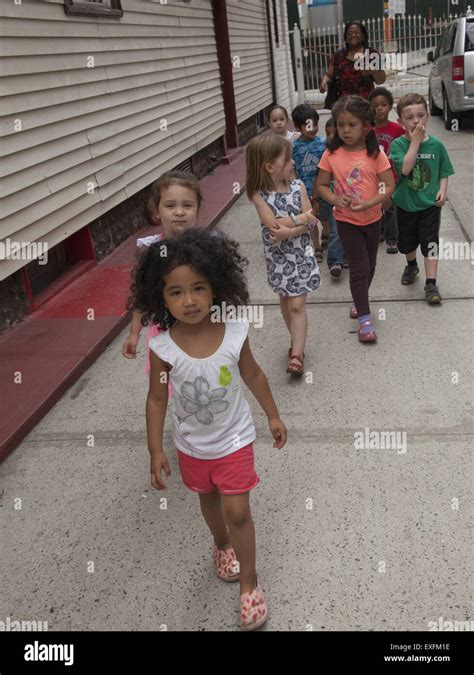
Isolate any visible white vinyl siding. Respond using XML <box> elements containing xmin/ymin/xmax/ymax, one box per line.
<box><xmin>227</xmin><ymin>0</ymin><xmax>273</xmax><ymax>125</ymax></box>
<box><xmin>0</xmin><ymin>0</ymin><xmax>224</xmax><ymax>280</ymax></box>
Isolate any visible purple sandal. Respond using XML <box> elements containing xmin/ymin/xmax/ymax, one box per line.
<box><xmin>349</xmin><ymin>304</ymin><xmax>358</xmax><ymax>319</ymax></box>
<box><xmin>358</xmin><ymin>320</ymin><xmax>377</xmax><ymax>343</ymax></box>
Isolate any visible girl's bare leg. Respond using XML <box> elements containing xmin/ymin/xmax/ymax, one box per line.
<box><xmin>199</xmin><ymin>491</ymin><xmax>231</xmax><ymax>549</ymax></box>
<box><xmin>287</xmin><ymin>294</ymin><xmax>308</xmax><ymax>360</ymax></box>
<box><xmin>279</xmin><ymin>295</ymin><xmax>292</xmax><ymax>335</ymax></box>
<box><xmin>220</xmin><ymin>492</ymin><xmax>256</xmax><ymax>595</ymax></box>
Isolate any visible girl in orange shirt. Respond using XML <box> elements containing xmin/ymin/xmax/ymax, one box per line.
<box><xmin>317</xmin><ymin>96</ymin><xmax>395</xmax><ymax>343</ymax></box>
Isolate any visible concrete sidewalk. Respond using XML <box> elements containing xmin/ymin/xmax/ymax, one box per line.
<box><xmin>1</xmin><ymin>113</ymin><xmax>472</xmax><ymax>632</ymax></box>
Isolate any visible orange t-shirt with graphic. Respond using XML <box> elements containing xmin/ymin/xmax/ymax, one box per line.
<box><xmin>318</xmin><ymin>146</ymin><xmax>391</xmax><ymax>226</ymax></box>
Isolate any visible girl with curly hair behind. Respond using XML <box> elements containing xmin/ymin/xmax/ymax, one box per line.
<box><xmin>131</xmin><ymin>228</ymin><xmax>287</xmax><ymax>631</ymax></box>
<box><xmin>122</xmin><ymin>170</ymin><xmax>202</xmax><ymax>374</ymax></box>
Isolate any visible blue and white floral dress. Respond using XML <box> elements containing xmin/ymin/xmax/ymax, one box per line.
<box><xmin>259</xmin><ymin>179</ymin><xmax>320</xmax><ymax>296</ymax></box>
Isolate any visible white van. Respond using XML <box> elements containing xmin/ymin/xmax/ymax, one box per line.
<box><xmin>428</xmin><ymin>15</ymin><xmax>474</xmax><ymax>129</ymax></box>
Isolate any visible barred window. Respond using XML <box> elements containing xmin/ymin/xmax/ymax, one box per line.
<box><xmin>64</xmin><ymin>0</ymin><xmax>123</xmax><ymax>18</ymax></box>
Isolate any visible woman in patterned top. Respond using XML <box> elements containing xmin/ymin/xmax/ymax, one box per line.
<box><xmin>320</xmin><ymin>21</ymin><xmax>386</xmax><ymax>103</ymax></box>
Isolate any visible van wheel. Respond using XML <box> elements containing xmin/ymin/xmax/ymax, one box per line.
<box><xmin>443</xmin><ymin>89</ymin><xmax>461</xmax><ymax>130</ymax></box>
<box><xmin>429</xmin><ymin>87</ymin><xmax>442</xmax><ymax>116</ymax></box>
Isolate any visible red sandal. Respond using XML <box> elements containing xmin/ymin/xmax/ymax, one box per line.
<box><xmin>286</xmin><ymin>354</ymin><xmax>304</xmax><ymax>375</ymax></box>
<box><xmin>288</xmin><ymin>345</ymin><xmax>305</xmax><ymax>359</ymax></box>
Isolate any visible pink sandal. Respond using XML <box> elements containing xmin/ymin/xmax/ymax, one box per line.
<box><xmin>212</xmin><ymin>545</ymin><xmax>240</xmax><ymax>582</ymax></box>
<box><xmin>240</xmin><ymin>584</ymin><xmax>268</xmax><ymax>631</ymax></box>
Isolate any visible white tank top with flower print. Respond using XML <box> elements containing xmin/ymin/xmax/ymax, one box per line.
<box><xmin>149</xmin><ymin>320</ymin><xmax>256</xmax><ymax>459</ymax></box>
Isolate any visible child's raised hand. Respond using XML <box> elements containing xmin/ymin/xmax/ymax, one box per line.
<box><xmin>269</xmin><ymin>417</ymin><xmax>287</xmax><ymax>448</ymax></box>
<box><xmin>122</xmin><ymin>333</ymin><xmax>140</xmax><ymax>359</ymax></box>
<box><xmin>350</xmin><ymin>201</ymin><xmax>370</xmax><ymax>212</ymax></box>
<box><xmin>408</xmin><ymin>123</ymin><xmax>425</xmax><ymax>143</ymax></box>
<box><xmin>150</xmin><ymin>452</ymin><xmax>171</xmax><ymax>490</ymax></box>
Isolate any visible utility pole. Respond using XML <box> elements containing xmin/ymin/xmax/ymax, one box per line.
<box><xmin>336</xmin><ymin>0</ymin><xmax>344</xmax><ymax>45</ymax></box>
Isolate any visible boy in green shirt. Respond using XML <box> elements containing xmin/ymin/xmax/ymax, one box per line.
<box><xmin>390</xmin><ymin>93</ymin><xmax>454</xmax><ymax>304</ymax></box>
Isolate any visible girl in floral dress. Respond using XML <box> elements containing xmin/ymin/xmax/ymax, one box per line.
<box><xmin>246</xmin><ymin>135</ymin><xmax>321</xmax><ymax>374</ymax></box>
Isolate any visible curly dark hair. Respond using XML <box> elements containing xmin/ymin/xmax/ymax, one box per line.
<box><xmin>128</xmin><ymin>229</ymin><xmax>250</xmax><ymax>330</ymax></box>
<box><xmin>328</xmin><ymin>95</ymin><xmax>379</xmax><ymax>158</ymax></box>
<box><xmin>368</xmin><ymin>86</ymin><xmax>394</xmax><ymax>108</ymax></box>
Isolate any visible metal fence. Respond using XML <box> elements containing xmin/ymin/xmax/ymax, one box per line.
<box><xmin>292</xmin><ymin>13</ymin><xmax>466</xmax><ymax>104</ymax></box>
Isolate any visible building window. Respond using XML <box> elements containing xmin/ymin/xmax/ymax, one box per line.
<box><xmin>64</xmin><ymin>0</ymin><xmax>123</xmax><ymax>18</ymax></box>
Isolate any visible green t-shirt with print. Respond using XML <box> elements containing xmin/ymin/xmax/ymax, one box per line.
<box><xmin>390</xmin><ymin>135</ymin><xmax>454</xmax><ymax>212</ymax></box>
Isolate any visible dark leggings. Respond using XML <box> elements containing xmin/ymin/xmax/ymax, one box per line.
<box><xmin>336</xmin><ymin>219</ymin><xmax>381</xmax><ymax>317</ymax></box>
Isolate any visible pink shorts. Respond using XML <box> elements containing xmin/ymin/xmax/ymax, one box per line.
<box><xmin>177</xmin><ymin>443</ymin><xmax>259</xmax><ymax>495</ymax></box>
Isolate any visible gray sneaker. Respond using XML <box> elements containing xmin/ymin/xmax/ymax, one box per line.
<box><xmin>329</xmin><ymin>263</ymin><xmax>343</xmax><ymax>277</ymax></box>
<box><xmin>401</xmin><ymin>265</ymin><xmax>419</xmax><ymax>285</ymax></box>
<box><xmin>425</xmin><ymin>283</ymin><xmax>442</xmax><ymax>304</ymax></box>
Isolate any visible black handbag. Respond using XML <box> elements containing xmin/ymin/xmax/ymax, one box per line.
<box><xmin>324</xmin><ymin>77</ymin><xmax>339</xmax><ymax>110</ymax></box>
<box><xmin>324</xmin><ymin>49</ymin><xmax>342</xmax><ymax>110</ymax></box>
